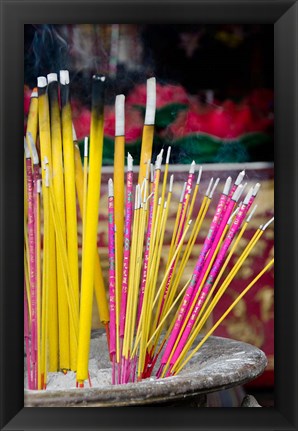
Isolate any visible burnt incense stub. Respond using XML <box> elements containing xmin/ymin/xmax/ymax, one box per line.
<box><xmin>24</xmin><ymin>332</ymin><xmax>267</xmax><ymax>407</ymax></box>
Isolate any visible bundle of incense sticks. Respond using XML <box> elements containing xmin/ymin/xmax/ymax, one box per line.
<box><xmin>106</xmin><ymin>80</ymin><xmax>274</xmax><ymax>385</ymax></box>
<box><xmin>24</xmin><ymin>71</ymin><xmax>109</xmax><ymax>390</ymax></box>
<box><xmin>24</xmin><ymin>73</ymin><xmax>274</xmax><ymax>390</ymax></box>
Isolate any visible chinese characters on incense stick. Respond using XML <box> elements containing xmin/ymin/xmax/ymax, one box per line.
<box><xmin>24</xmin><ymin>73</ymin><xmax>274</xmax><ymax>389</ymax></box>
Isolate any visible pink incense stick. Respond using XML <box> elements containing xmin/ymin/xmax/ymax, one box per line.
<box><xmin>24</xmin><ymin>282</ymin><xmax>33</xmax><ymax>390</ymax></box>
<box><xmin>119</xmin><ymin>154</ymin><xmax>134</xmax><ymax>339</ymax></box>
<box><xmin>108</xmin><ymin>179</ymin><xmax>116</xmax><ymax>383</ymax></box>
<box><xmin>168</xmin><ymin>187</ymin><xmax>255</xmax><ymax>369</ymax></box>
<box><xmin>27</xmin><ymin>132</ymin><xmax>41</xmax><ymax>388</ymax></box>
<box><xmin>24</xmin><ymin>138</ymin><xmax>37</xmax><ymax>389</ymax></box>
<box><xmin>156</xmin><ymin>177</ymin><xmax>224</xmax><ymax>377</ymax></box>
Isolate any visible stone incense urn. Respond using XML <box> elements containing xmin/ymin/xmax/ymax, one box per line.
<box><xmin>24</xmin><ymin>331</ymin><xmax>267</xmax><ymax>407</ymax></box>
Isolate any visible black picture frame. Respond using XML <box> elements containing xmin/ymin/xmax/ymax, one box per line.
<box><xmin>0</xmin><ymin>0</ymin><xmax>297</xmax><ymax>430</ymax></box>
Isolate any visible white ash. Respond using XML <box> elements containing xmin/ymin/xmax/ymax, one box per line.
<box><xmin>24</xmin><ymin>332</ymin><xmax>113</xmax><ymax>391</ymax></box>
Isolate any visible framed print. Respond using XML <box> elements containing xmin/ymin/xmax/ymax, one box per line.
<box><xmin>0</xmin><ymin>0</ymin><xmax>297</xmax><ymax>430</ymax></box>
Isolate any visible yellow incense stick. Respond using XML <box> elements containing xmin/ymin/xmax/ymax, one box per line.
<box><xmin>73</xmin><ymin>143</ymin><xmax>109</xmax><ymax>324</ymax></box>
<box><xmin>77</xmin><ymin>75</ymin><xmax>106</xmax><ymax>383</ymax></box>
<box><xmin>37</xmin><ymin>77</ymin><xmax>58</xmax><ymax>373</ymax></box>
<box><xmin>47</xmin><ymin>73</ymin><xmax>70</xmax><ymax>371</ymax></box>
<box><xmin>35</xmin><ymin>179</ymin><xmax>42</xmax><ymax>389</ymax></box>
<box><xmin>114</xmin><ymin>95</ymin><xmax>125</xmax><ymax>308</ymax></box>
<box><xmin>173</xmin><ymin>258</ymin><xmax>274</xmax><ymax>375</ymax></box>
<box><xmin>26</xmin><ymin>88</ymin><xmax>39</xmax><ymax>160</ymax></box>
<box><xmin>48</xmin><ymin>186</ymin><xmax>79</xmax><ymax>342</ymax></box>
<box><xmin>82</xmin><ymin>137</ymin><xmax>88</xmax><ymax>244</ymax></box>
<box><xmin>138</xmin><ymin>78</ymin><xmax>156</xmax><ymax>184</ymax></box>
<box><xmin>166</xmin><ymin>182</ymin><xmax>186</xmax><ymax>265</ymax></box>
<box><xmin>60</xmin><ymin>70</ymin><xmax>79</xmax><ymax>371</ymax></box>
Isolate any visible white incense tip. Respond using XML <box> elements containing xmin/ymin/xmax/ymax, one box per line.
<box><xmin>115</xmin><ymin>94</ymin><xmax>125</xmax><ymax>136</ymax></box>
<box><xmin>44</xmin><ymin>166</ymin><xmax>49</xmax><ymax>187</ymax></box>
<box><xmin>47</xmin><ymin>73</ymin><xmax>58</xmax><ymax>84</ymax></box>
<box><xmin>205</xmin><ymin>177</ymin><xmax>214</xmax><ymax>197</ymax></box>
<box><xmin>127</xmin><ymin>152</ymin><xmax>133</xmax><ymax>171</ymax></box>
<box><xmin>27</xmin><ymin>132</ymin><xmax>39</xmax><ymax>164</ymax></box>
<box><xmin>31</xmin><ymin>90</ymin><xmax>38</xmax><ymax>98</ymax></box>
<box><xmin>252</xmin><ymin>183</ymin><xmax>261</xmax><ymax>196</ymax></box>
<box><xmin>135</xmin><ymin>185</ymin><xmax>140</xmax><ymax>209</ymax></box>
<box><xmin>145</xmin><ymin>159</ymin><xmax>151</xmax><ymax>180</ymax></box>
<box><xmin>166</xmin><ymin>146</ymin><xmax>171</xmax><ymax>164</ymax></box>
<box><xmin>59</xmin><ymin>70</ymin><xmax>70</xmax><ymax>85</ymax></box>
<box><xmin>155</xmin><ymin>151</ymin><xmax>163</xmax><ymax>170</ymax></box>
<box><xmin>150</xmin><ymin>164</ymin><xmax>154</xmax><ymax>182</ymax></box>
<box><xmin>243</xmin><ymin>187</ymin><xmax>254</xmax><ymax>205</ymax></box>
<box><xmin>84</xmin><ymin>137</ymin><xmax>89</xmax><ymax>157</ymax></box>
<box><xmin>169</xmin><ymin>174</ymin><xmax>174</xmax><ymax>193</ymax></box>
<box><xmin>228</xmin><ymin>206</ymin><xmax>240</xmax><ymax>225</ymax></box>
<box><xmin>43</xmin><ymin>156</ymin><xmax>49</xmax><ymax>165</ymax></box>
<box><xmin>262</xmin><ymin>216</ymin><xmax>274</xmax><ymax>231</ymax></box>
<box><xmin>232</xmin><ymin>184</ymin><xmax>243</xmax><ymax>202</ymax></box>
<box><xmin>246</xmin><ymin>205</ymin><xmax>258</xmax><ymax>222</ymax></box>
<box><xmin>223</xmin><ymin>176</ymin><xmax>232</xmax><ymax>195</ymax></box>
<box><xmin>37</xmin><ymin>179</ymin><xmax>42</xmax><ymax>193</ymax></box>
<box><xmin>72</xmin><ymin>123</ymin><xmax>77</xmax><ymax>142</ymax></box>
<box><xmin>158</xmin><ymin>197</ymin><xmax>162</xmax><ymax>205</ymax></box>
<box><xmin>235</xmin><ymin>170</ymin><xmax>245</xmax><ymax>186</ymax></box>
<box><xmin>238</xmin><ymin>182</ymin><xmax>247</xmax><ymax>201</ymax></box>
<box><xmin>144</xmin><ymin>77</ymin><xmax>156</xmax><ymax>125</ymax></box>
<box><xmin>180</xmin><ymin>182</ymin><xmax>187</xmax><ymax>202</ymax></box>
<box><xmin>164</xmin><ymin>201</ymin><xmax>167</xmax><ymax>209</ymax></box>
<box><xmin>196</xmin><ymin>166</ymin><xmax>203</xmax><ymax>185</ymax></box>
<box><xmin>209</xmin><ymin>178</ymin><xmax>220</xmax><ymax>199</ymax></box>
<box><xmin>138</xmin><ymin>185</ymin><xmax>142</xmax><ymax>208</ymax></box>
<box><xmin>108</xmin><ymin>178</ymin><xmax>114</xmax><ymax>197</ymax></box>
<box><xmin>24</xmin><ymin>137</ymin><xmax>31</xmax><ymax>159</ymax></box>
<box><xmin>189</xmin><ymin>160</ymin><xmax>196</xmax><ymax>174</ymax></box>
<box><xmin>37</xmin><ymin>76</ymin><xmax>47</xmax><ymax>88</ymax></box>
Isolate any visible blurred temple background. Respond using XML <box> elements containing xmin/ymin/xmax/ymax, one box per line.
<box><xmin>24</xmin><ymin>24</ymin><xmax>274</xmax><ymax>406</ymax></box>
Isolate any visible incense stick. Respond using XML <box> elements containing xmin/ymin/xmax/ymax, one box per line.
<box><xmin>77</xmin><ymin>75</ymin><xmax>106</xmax><ymax>384</ymax></box>
<box><xmin>60</xmin><ymin>70</ymin><xmax>79</xmax><ymax>371</ymax></box>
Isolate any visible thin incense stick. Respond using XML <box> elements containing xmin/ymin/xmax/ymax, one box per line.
<box><xmin>138</xmin><ymin>78</ymin><xmax>156</xmax><ymax>184</ymax></box>
<box><xmin>27</xmin><ymin>133</ymin><xmax>42</xmax><ymax>387</ymax></box>
<box><xmin>114</xmin><ymin>95</ymin><xmax>125</xmax><ymax>310</ymax></box>
<box><xmin>47</xmin><ymin>72</ymin><xmax>70</xmax><ymax>372</ymax></box>
<box><xmin>83</xmin><ymin>136</ymin><xmax>89</xmax><ymax>244</ymax></box>
<box><xmin>77</xmin><ymin>75</ymin><xmax>106</xmax><ymax>384</ymax></box>
<box><xmin>26</xmin><ymin>88</ymin><xmax>39</xmax><ymax>159</ymax></box>
<box><xmin>73</xmin><ymin>142</ymin><xmax>110</xmax><ymax>327</ymax></box>
<box><xmin>37</xmin><ymin>77</ymin><xmax>59</xmax><ymax>373</ymax></box>
<box><xmin>108</xmin><ymin>179</ymin><xmax>117</xmax><ymax>383</ymax></box>
<box><xmin>119</xmin><ymin>153</ymin><xmax>134</xmax><ymax>343</ymax></box>
<box><xmin>24</xmin><ymin>139</ymin><xmax>38</xmax><ymax>388</ymax></box>
<box><xmin>60</xmin><ymin>70</ymin><xmax>79</xmax><ymax>371</ymax></box>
